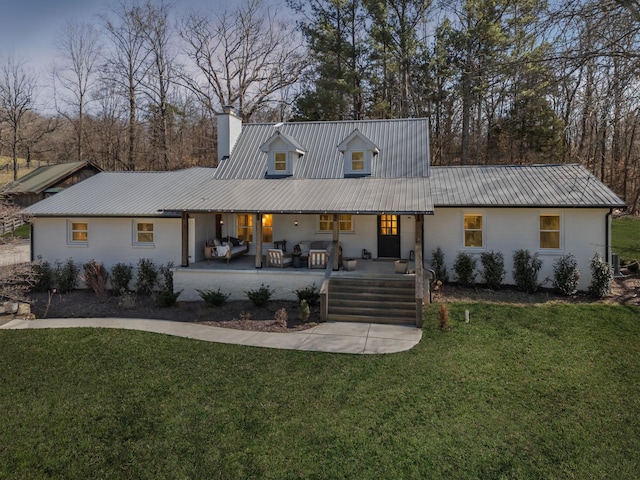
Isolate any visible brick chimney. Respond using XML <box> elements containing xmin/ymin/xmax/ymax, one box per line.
<box><xmin>216</xmin><ymin>106</ymin><xmax>242</xmax><ymax>163</ymax></box>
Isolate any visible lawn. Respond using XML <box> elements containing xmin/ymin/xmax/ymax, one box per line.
<box><xmin>1</xmin><ymin>303</ymin><xmax>639</xmax><ymax>479</ymax></box>
<box><xmin>612</xmin><ymin>215</ymin><xmax>640</xmax><ymax>263</ymax></box>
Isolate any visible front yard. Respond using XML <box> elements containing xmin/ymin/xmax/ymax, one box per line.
<box><xmin>1</xmin><ymin>302</ymin><xmax>639</xmax><ymax>479</ymax></box>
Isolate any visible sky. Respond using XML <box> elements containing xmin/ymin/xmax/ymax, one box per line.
<box><xmin>0</xmin><ymin>0</ymin><xmax>264</xmax><ymax>70</ymax></box>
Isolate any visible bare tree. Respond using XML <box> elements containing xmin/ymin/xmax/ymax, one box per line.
<box><xmin>180</xmin><ymin>0</ymin><xmax>305</xmax><ymax>121</ymax></box>
<box><xmin>101</xmin><ymin>0</ymin><xmax>152</xmax><ymax>171</ymax></box>
<box><xmin>0</xmin><ymin>54</ymin><xmax>37</xmax><ymax>180</ymax></box>
<box><xmin>53</xmin><ymin>20</ymin><xmax>102</xmax><ymax>162</ymax></box>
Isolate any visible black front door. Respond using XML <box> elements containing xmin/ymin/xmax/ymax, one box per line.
<box><xmin>377</xmin><ymin>215</ymin><xmax>400</xmax><ymax>258</ymax></box>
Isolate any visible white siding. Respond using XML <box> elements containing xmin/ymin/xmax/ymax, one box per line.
<box><xmin>32</xmin><ymin>217</ymin><xmax>183</xmax><ymax>269</ymax></box>
<box><xmin>424</xmin><ymin>207</ymin><xmax>610</xmax><ymax>289</ymax></box>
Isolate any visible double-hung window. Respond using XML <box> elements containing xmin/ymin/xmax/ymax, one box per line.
<box><xmin>539</xmin><ymin>214</ymin><xmax>561</xmax><ymax>249</ymax></box>
<box><xmin>274</xmin><ymin>152</ymin><xmax>287</xmax><ymax>172</ymax></box>
<box><xmin>318</xmin><ymin>214</ymin><xmax>354</xmax><ymax>233</ymax></box>
<box><xmin>236</xmin><ymin>214</ymin><xmax>253</xmax><ymax>242</ymax></box>
<box><xmin>135</xmin><ymin>222</ymin><xmax>154</xmax><ymax>244</ymax></box>
<box><xmin>69</xmin><ymin>221</ymin><xmax>88</xmax><ymax>244</ymax></box>
<box><xmin>463</xmin><ymin>213</ymin><xmax>483</xmax><ymax>248</ymax></box>
<box><xmin>351</xmin><ymin>151</ymin><xmax>364</xmax><ymax>171</ymax></box>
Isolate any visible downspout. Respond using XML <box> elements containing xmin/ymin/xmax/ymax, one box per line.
<box><xmin>605</xmin><ymin>208</ymin><xmax>613</xmax><ymax>263</ymax></box>
<box><xmin>30</xmin><ymin>223</ymin><xmax>34</xmax><ymax>262</ymax></box>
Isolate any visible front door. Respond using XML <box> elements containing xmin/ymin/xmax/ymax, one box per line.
<box><xmin>377</xmin><ymin>215</ymin><xmax>400</xmax><ymax>258</ymax></box>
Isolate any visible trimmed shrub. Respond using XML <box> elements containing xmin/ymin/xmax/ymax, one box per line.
<box><xmin>81</xmin><ymin>260</ymin><xmax>109</xmax><ymax>300</ymax></box>
<box><xmin>246</xmin><ymin>284</ymin><xmax>274</xmax><ymax>307</ymax></box>
<box><xmin>136</xmin><ymin>258</ymin><xmax>158</xmax><ymax>296</ymax></box>
<box><xmin>512</xmin><ymin>249</ymin><xmax>543</xmax><ymax>293</ymax></box>
<box><xmin>158</xmin><ymin>262</ymin><xmax>175</xmax><ymax>293</ymax></box>
<box><xmin>32</xmin><ymin>259</ymin><xmax>54</xmax><ymax>292</ymax></box>
<box><xmin>110</xmin><ymin>262</ymin><xmax>133</xmax><ymax>294</ymax></box>
<box><xmin>588</xmin><ymin>251</ymin><xmax>613</xmax><ymax>298</ymax></box>
<box><xmin>553</xmin><ymin>254</ymin><xmax>580</xmax><ymax>296</ymax></box>
<box><xmin>480</xmin><ymin>251</ymin><xmax>506</xmax><ymax>290</ymax></box>
<box><xmin>431</xmin><ymin>247</ymin><xmax>449</xmax><ymax>283</ymax></box>
<box><xmin>295</xmin><ymin>284</ymin><xmax>320</xmax><ymax>307</ymax></box>
<box><xmin>299</xmin><ymin>299</ymin><xmax>310</xmax><ymax>322</ymax></box>
<box><xmin>156</xmin><ymin>289</ymin><xmax>182</xmax><ymax>307</ymax></box>
<box><xmin>54</xmin><ymin>258</ymin><xmax>80</xmax><ymax>294</ymax></box>
<box><xmin>453</xmin><ymin>252</ymin><xmax>477</xmax><ymax>287</ymax></box>
<box><xmin>198</xmin><ymin>288</ymin><xmax>231</xmax><ymax>307</ymax></box>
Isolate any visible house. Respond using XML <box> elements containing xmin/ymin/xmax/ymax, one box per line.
<box><xmin>25</xmin><ymin>110</ymin><xmax>625</xmax><ymax>325</ymax></box>
<box><xmin>1</xmin><ymin>161</ymin><xmax>102</xmax><ymax>208</ymax></box>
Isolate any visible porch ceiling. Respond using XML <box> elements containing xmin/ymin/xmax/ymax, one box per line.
<box><xmin>161</xmin><ymin>177</ymin><xmax>434</xmax><ymax>215</ymax></box>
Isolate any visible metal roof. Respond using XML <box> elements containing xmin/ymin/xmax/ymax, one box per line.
<box><xmin>163</xmin><ymin>177</ymin><xmax>434</xmax><ymax>214</ymax></box>
<box><xmin>214</xmin><ymin>118</ymin><xmax>431</xmax><ymax>179</ymax></box>
<box><xmin>3</xmin><ymin>161</ymin><xmax>100</xmax><ymax>194</ymax></box>
<box><xmin>430</xmin><ymin>164</ymin><xmax>625</xmax><ymax>208</ymax></box>
<box><xmin>25</xmin><ymin>168</ymin><xmax>214</xmax><ymax>216</ymax></box>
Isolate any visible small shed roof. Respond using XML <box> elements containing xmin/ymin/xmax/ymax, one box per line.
<box><xmin>3</xmin><ymin>161</ymin><xmax>101</xmax><ymax>194</ymax></box>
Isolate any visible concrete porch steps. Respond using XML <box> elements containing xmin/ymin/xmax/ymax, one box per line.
<box><xmin>327</xmin><ymin>276</ymin><xmax>416</xmax><ymax>325</ymax></box>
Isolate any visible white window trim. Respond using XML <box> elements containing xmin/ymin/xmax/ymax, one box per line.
<box><xmin>133</xmin><ymin>220</ymin><xmax>155</xmax><ymax>247</ymax></box>
<box><xmin>462</xmin><ymin>211</ymin><xmax>486</xmax><ymax>251</ymax></box>
<box><xmin>268</xmin><ymin>151</ymin><xmax>291</xmax><ymax>176</ymax></box>
<box><xmin>67</xmin><ymin>219</ymin><xmax>88</xmax><ymax>246</ymax></box>
<box><xmin>344</xmin><ymin>149</ymin><xmax>370</xmax><ymax>176</ymax></box>
<box><xmin>316</xmin><ymin>214</ymin><xmax>355</xmax><ymax>234</ymax></box>
<box><xmin>538</xmin><ymin>212</ymin><xmax>564</xmax><ymax>252</ymax></box>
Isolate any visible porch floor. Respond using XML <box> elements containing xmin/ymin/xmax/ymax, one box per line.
<box><xmin>186</xmin><ymin>255</ymin><xmax>416</xmax><ymax>275</ymax></box>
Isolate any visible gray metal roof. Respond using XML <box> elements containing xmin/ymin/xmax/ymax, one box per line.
<box><xmin>2</xmin><ymin>161</ymin><xmax>101</xmax><ymax>194</ymax></box>
<box><xmin>163</xmin><ymin>177</ymin><xmax>434</xmax><ymax>214</ymax></box>
<box><xmin>25</xmin><ymin>168</ymin><xmax>214</xmax><ymax>216</ymax></box>
<box><xmin>214</xmin><ymin>118</ymin><xmax>431</xmax><ymax>179</ymax></box>
<box><xmin>430</xmin><ymin>164</ymin><xmax>625</xmax><ymax>208</ymax></box>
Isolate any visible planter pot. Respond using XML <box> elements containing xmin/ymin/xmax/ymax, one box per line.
<box><xmin>395</xmin><ymin>260</ymin><xmax>408</xmax><ymax>274</ymax></box>
<box><xmin>344</xmin><ymin>259</ymin><xmax>357</xmax><ymax>271</ymax></box>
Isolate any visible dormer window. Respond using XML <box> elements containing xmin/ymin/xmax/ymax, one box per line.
<box><xmin>260</xmin><ymin>129</ymin><xmax>305</xmax><ymax>178</ymax></box>
<box><xmin>338</xmin><ymin>129</ymin><xmax>379</xmax><ymax>178</ymax></box>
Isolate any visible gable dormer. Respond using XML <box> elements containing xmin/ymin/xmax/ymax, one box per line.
<box><xmin>337</xmin><ymin>129</ymin><xmax>379</xmax><ymax>177</ymax></box>
<box><xmin>260</xmin><ymin>130</ymin><xmax>306</xmax><ymax>178</ymax></box>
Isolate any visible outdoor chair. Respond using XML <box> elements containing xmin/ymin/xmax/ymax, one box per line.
<box><xmin>308</xmin><ymin>249</ymin><xmax>328</xmax><ymax>269</ymax></box>
<box><xmin>266</xmin><ymin>248</ymin><xmax>292</xmax><ymax>268</ymax></box>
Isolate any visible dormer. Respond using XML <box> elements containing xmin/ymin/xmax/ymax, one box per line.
<box><xmin>260</xmin><ymin>130</ymin><xmax>306</xmax><ymax>178</ymax></box>
<box><xmin>337</xmin><ymin>129</ymin><xmax>379</xmax><ymax>177</ymax></box>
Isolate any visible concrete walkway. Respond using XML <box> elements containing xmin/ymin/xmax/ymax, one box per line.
<box><xmin>0</xmin><ymin>318</ymin><xmax>422</xmax><ymax>355</ymax></box>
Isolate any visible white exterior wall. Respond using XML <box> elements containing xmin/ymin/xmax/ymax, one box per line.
<box><xmin>32</xmin><ymin>217</ymin><xmax>184</xmax><ymax>269</ymax></box>
<box><xmin>424</xmin><ymin>207</ymin><xmax>610</xmax><ymax>289</ymax></box>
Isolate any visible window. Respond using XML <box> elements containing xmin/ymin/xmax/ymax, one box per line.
<box><xmin>463</xmin><ymin>214</ymin><xmax>483</xmax><ymax>248</ymax></box>
<box><xmin>540</xmin><ymin>214</ymin><xmax>561</xmax><ymax>249</ymax></box>
<box><xmin>274</xmin><ymin>152</ymin><xmax>287</xmax><ymax>172</ymax></box>
<box><xmin>318</xmin><ymin>214</ymin><xmax>353</xmax><ymax>232</ymax></box>
<box><xmin>379</xmin><ymin>214</ymin><xmax>397</xmax><ymax>235</ymax></box>
<box><xmin>69</xmin><ymin>221</ymin><xmax>88</xmax><ymax>243</ymax></box>
<box><xmin>351</xmin><ymin>151</ymin><xmax>364</xmax><ymax>171</ymax></box>
<box><xmin>236</xmin><ymin>214</ymin><xmax>253</xmax><ymax>242</ymax></box>
<box><xmin>135</xmin><ymin>222</ymin><xmax>154</xmax><ymax>244</ymax></box>
<box><xmin>262</xmin><ymin>214</ymin><xmax>273</xmax><ymax>243</ymax></box>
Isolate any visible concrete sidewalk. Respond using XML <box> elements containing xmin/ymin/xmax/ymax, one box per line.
<box><xmin>0</xmin><ymin>318</ymin><xmax>422</xmax><ymax>354</ymax></box>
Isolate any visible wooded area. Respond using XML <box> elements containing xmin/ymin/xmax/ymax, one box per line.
<box><xmin>1</xmin><ymin>0</ymin><xmax>639</xmax><ymax>213</ymax></box>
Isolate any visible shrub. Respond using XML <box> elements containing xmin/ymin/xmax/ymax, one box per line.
<box><xmin>588</xmin><ymin>251</ymin><xmax>613</xmax><ymax>299</ymax></box>
<box><xmin>553</xmin><ymin>254</ymin><xmax>580</xmax><ymax>296</ymax></box>
<box><xmin>274</xmin><ymin>308</ymin><xmax>288</xmax><ymax>329</ymax></box>
<box><xmin>453</xmin><ymin>252</ymin><xmax>477</xmax><ymax>287</ymax></box>
<box><xmin>430</xmin><ymin>247</ymin><xmax>449</xmax><ymax>283</ymax></box>
<box><xmin>198</xmin><ymin>288</ymin><xmax>230</xmax><ymax>307</ymax></box>
<box><xmin>158</xmin><ymin>262</ymin><xmax>174</xmax><ymax>293</ymax></box>
<box><xmin>54</xmin><ymin>258</ymin><xmax>80</xmax><ymax>294</ymax></box>
<box><xmin>628</xmin><ymin>261</ymin><xmax>639</xmax><ymax>273</ymax></box>
<box><xmin>246</xmin><ymin>284</ymin><xmax>273</xmax><ymax>307</ymax></box>
<box><xmin>81</xmin><ymin>260</ymin><xmax>109</xmax><ymax>301</ymax></box>
<box><xmin>299</xmin><ymin>299</ymin><xmax>310</xmax><ymax>322</ymax></box>
<box><xmin>110</xmin><ymin>262</ymin><xmax>133</xmax><ymax>294</ymax></box>
<box><xmin>32</xmin><ymin>259</ymin><xmax>54</xmax><ymax>292</ymax></box>
<box><xmin>512</xmin><ymin>249</ymin><xmax>543</xmax><ymax>293</ymax></box>
<box><xmin>295</xmin><ymin>284</ymin><xmax>320</xmax><ymax>307</ymax></box>
<box><xmin>156</xmin><ymin>289</ymin><xmax>182</xmax><ymax>307</ymax></box>
<box><xmin>136</xmin><ymin>258</ymin><xmax>158</xmax><ymax>296</ymax></box>
<box><xmin>480</xmin><ymin>251</ymin><xmax>505</xmax><ymax>290</ymax></box>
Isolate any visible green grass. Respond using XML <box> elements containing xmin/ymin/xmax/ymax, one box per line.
<box><xmin>1</xmin><ymin>303</ymin><xmax>639</xmax><ymax>479</ymax></box>
<box><xmin>1</xmin><ymin>223</ymin><xmax>30</xmax><ymax>239</ymax></box>
<box><xmin>612</xmin><ymin>215</ymin><xmax>640</xmax><ymax>262</ymax></box>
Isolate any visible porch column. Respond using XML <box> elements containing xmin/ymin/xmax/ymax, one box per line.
<box><xmin>332</xmin><ymin>213</ymin><xmax>340</xmax><ymax>270</ymax></box>
<box><xmin>181</xmin><ymin>211</ymin><xmax>189</xmax><ymax>267</ymax></box>
<box><xmin>415</xmin><ymin>214</ymin><xmax>424</xmax><ymax>327</ymax></box>
<box><xmin>255</xmin><ymin>213</ymin><xmax>263</xmax><ymax>268</ymax></box>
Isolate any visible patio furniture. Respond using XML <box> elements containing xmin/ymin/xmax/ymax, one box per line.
<box><xmin>308</xmin><ymin>249</ymin><xmax>328</xmax><ymax>269</ymax></box>
<box><xmin>266</xmin><ymin>248</ymin><xmax>293</xmax><ymax>268</ymax></box>
<box><xmin>204</xmin><ymin>238</ymin><xmax>249</xmax><ymax>263</ymax></box>
<box><xmin>273</xmin><ymin>239</ymin><xmax>287</xmax><ymax>252</ymax></box>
